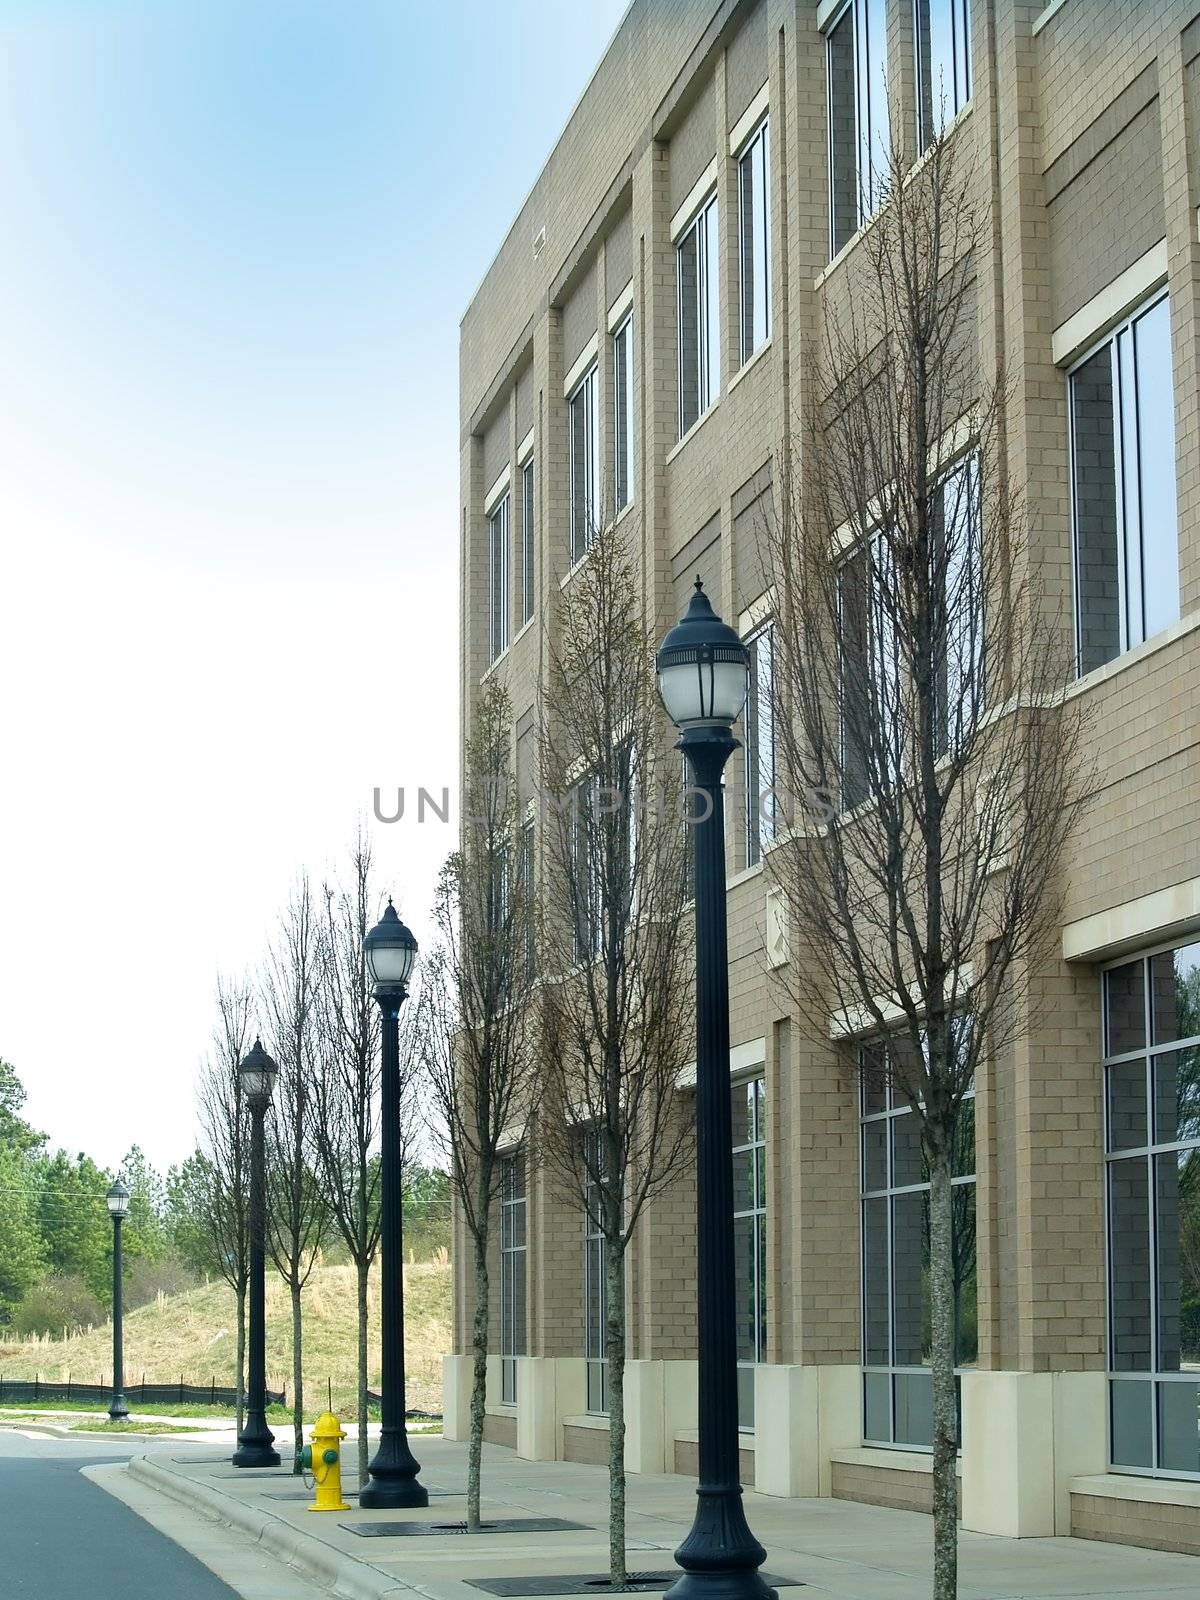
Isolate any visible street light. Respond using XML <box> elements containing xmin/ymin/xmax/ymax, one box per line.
<box><xmin>657</xmin><ymin>580</ymin><xmax>774</xmax><ymax>1600</ymax></box>
<box><xmin>106</xmin><ymin>1179</ymin><xmax>130</xmax><ymax>1422</ymax></box>
<box><xmin>358</xmin><ymin>899</ymin><xmax>427</xmax><ymax>1509</ymax></box>
<box><xmin>232</xmin><ymin>1037</ymin><xmax>280</xmax><ymax>1469</ymax></box>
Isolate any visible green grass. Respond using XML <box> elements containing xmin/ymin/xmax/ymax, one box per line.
<box><xmin>70</xmin><ymin>1420</ymin><xmax>204</xmax><ymax>1436</ymax></box>
<box><xmin>0</xmin><ymin>1258</ymin><xmax>450</xmax><ymax>1420</ymax></box>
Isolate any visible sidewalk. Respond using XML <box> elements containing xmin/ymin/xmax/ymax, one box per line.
<box><xmin>113</xmin><ymin>1436</ymin><xmax>1198</xmax><ymax>1600</ymax></box>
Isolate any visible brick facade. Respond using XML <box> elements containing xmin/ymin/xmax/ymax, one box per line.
<box><xmin>454</xmin><ymin>0</ymin><xmax>1200</xmax><ymax>1554</ymax></box>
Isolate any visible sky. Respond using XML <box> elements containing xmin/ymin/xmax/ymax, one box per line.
<box><xmin>0</xmin><ymin>0</ymin><xmax>627</xmax><ymax>1175</ymax></box>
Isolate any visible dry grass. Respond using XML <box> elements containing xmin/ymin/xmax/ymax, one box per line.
<box><xmin>0</xmin><ymin>1258</ymin><xmax>451</xmax><ymax>1417</ymax></box>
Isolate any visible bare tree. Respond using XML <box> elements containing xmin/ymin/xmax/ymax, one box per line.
<box><xmin>262</xmin><ymin>873</ymin><xmax>329</xmax><ymax>1470</ymax></box>
<box><xmin>763</xmin><ymin>128</ymin><xmax>1086</xmax><ymax>1600</ymax></box>
<box><xmin>420</xmin><ymin>680</ymin><xmax>540</xmax><ymax>1530</ymax></box>
<box><xmin>537</xmin><ymin>521</ymin><xmax>694</xmax><ymax>1585</ymax></box>
<box><xmin>195</xmin><ymin>974</ymin><xmax>255</xmax><ymax>1432</ymax></box>
<box><xmin>314</xmin><ymin>831</ymin><xmax>383</xmax><ymax>1482</ymax></box>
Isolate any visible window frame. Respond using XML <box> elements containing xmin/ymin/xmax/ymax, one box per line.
<box><xmin>488</xmin><ymin>492</ymin><xmax>510</xmax><ymax>664</ymax></box>
<box><xmin>737</xmin><ymin>116</ymin><xmax>772</xmax><ymax>366</ymax></box>
<box><xmin>733</xmin><ymin>1074</ymin><xmax>768</xmax><ymax>1431</ymax></box>
<box><xmin>499</xmin><ymin>1152</ymin><xmax>527</xmax><ymax>1406</ymax></box>
<box><xmin>913</xmin><ymin>0</ymin><xmax>972</xmax><ymax>155</ymax></box>
<box><xmin>1068</xmin><ymin>287</ymin><xmax>1179</xmax><ymax>679</ymax></box>
<box><xmin>825</xmin><ymin>0</ymin><xmax>889</xmax><ymax>261</ymax></box>
<box><xmin>583</xmin><ymin>1132</ymin><xmax>608</xmax><ymax>1415</ymax></box>
<box><xmin>569</xmin><ymin>363</ymin><xmax>600</xmax><ymax>567</ymax></box>
<box><xmin>612</xmin><ymin>313</ymin><xmax>634</xmax><ymax>513</ymax></box>
<box><xmin>520</xmin><ymin>455</ymin><xmax>536</xmax><ymax>626</ymax></box>
<box><xmin>676</xmin><ymin>192</ymin><xmax>720</xmax><ymax>439</ymax></box>
<box><xmin>1101</xmin><ymin>937</ymin><xmax>1200</xmax><ymax>1480</ymax></box>
<box><xmin>859</xmin><ymin>1036</ymin><xmax>977</xmax><ymax>1452</ymax></box>
<box><xmin>744</xmin><ymin>621</ymin><xmax>776</xmax><ymax>867</ymax></box>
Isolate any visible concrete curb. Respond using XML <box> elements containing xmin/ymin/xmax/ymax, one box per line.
<box><xmin>128</xmin><ymin>1454</ymin><xmax>417</xmax><ymax>1600</ymax></box>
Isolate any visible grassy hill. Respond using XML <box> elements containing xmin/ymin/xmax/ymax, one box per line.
<box><xmin>0</xmin><ymin>1258</ymin><xmax>450</xmax><ymax>1416</ymax></box>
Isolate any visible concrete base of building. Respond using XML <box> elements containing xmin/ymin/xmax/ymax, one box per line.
<box><xmin>961</xmin><ymin>1369</ymin><xmax>1108</xmax><ymax>1536</ymax></box>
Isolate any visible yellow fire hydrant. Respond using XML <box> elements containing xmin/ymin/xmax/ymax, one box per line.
<box><xmin>299</xmin><ymin>1410</ymin><xmax>351</xmax><ymax>1512</ymax></box>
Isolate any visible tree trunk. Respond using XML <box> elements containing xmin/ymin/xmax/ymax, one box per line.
<box><xmin>468</xmin><ymin>1227</ymin><xmax>489</xmax><ymax>1532</ymax></box>
<box><xmin>928</xmin><ymin>1136</ymin><xmax>958</xmax><ymax>1600</ymax></box>
<box><xmin>291</xmin><ymin>1278</ymin><xmax>304</xmax><ymax>1473</ymax></box>
<box><xmin>235</xmin><ymin>1282</ymin><xmax>247</xmax><ymax>1435</ymax></box>
<box><xmin>356</xmin><ymin>1257</ymin><xmax>370</xmax><ymax>1483</ymax></box>
<box><xmin>605</xmin><ymin>1234</ymin><xmax>627</xmax><ymax>1587</ymax></box>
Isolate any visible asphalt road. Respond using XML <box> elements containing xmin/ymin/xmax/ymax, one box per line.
<box><xmin>1</xmin><ymin>1431</ymin><xmax>237</xmax><ymax>1599</ymax></box>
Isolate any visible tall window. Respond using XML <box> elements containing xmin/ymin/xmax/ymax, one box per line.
<box><xmin>1104</xmin><ymin>941</ymin><xmax>1200</xmax><ymax>1477</ymax></box>
<box><xmin>826</xmin><ymin>0</ymin><xmax>889</xmax><ymax>259</ymax></box>
<box><xmin>932</xmin><ymin>453</ymin><xmax>983</xmax><ymax>756</ymax></box>
<box><xmin>500</xmin><ymin>1153</ymin><xmax>527</xmax><ymax>1405</ymax></box>
<box><xmin>738</xmin><ymin>118</ymin><xmax>771</xmax><ymax>364</ymax></box>
<box><xmin>837</xmin><ymin>456</ymin><xmax>980</xmax><ymax>809</ymax></box>
<box><xmin>584</xmin><ymin>1132</ymin><xmax>608</xmax><ymax>1414</ymax></box>
<box><xmin>733</xmin><ymin>1077</ymin><xmax>767</xmax><ymax>1430</ymax></box>
<box><xmin>612</xmin><ymin>315</ymin><xmax>634</xmax><ymax>512</ymax></box>
<box><xmin>1070</xmin><ymin>290</ymin><xmax>1178</xmax><ymax>677</ymax></box>
<box><xmin>571</xmin><ymin>774</ymin><xmax>601</xmax><ymax>964</ymax></box>
<box><xmin>519</xmin><ymin>817</ymin><xmax>536</xmax><ymax>980</ymax></box>
<box><xmin>915</xmin><ymin>0</ymin><xmax>971</xmax><ymax>152</ymax></box>
<box><xmin>838</xmin><ymin>534</ymin><xmax>898</xmax><ymax>812</ymax></box>
<box><xmin>570</xmin><ymin>364</ymin><xmax>599</xmax><ymax>565</ymax></box>
<box><xmin>521</xmin><ymin>457</ymin><xmax>535</xmax><ymax>625</ymax></box>
<box><xmin>744</xmin><ymin>623</ymin><xmax>776</xmax><ymax>867</ymax></box>
<box><xmin>488</xmin><ymin>494</ymin><xmax>510</xmax><ymax>663</ymax></box>
<box><xmin>860</xmin><ymin>1037</ymin><xmax>977</xmax><ymax>1449</ymax></box>
<box><xmin>677</xmin><ymin>194</ymin><xmax>720</xmax><ymax>438</ymax></box>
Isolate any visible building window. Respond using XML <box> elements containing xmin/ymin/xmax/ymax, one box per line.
<box><xmin>838</xmin><ymin>534</ymin><xmax>897</xmax><ymax>812</ymax></box>
<box><xmin>733</xmin><ymin>1077</ymin><xmax>767</xmax><ymax>1430</ymax></box>
<box><xmin>571</xmin><ymin>774</ymin><xmax>601</xmax><ymax>964</ymax></box>
<box><xmin>1070</xmin><ymin>290</ymin><xmax>1178</xmax><ymax>678</ymax></box>
<box><xmin>932</xmin><ymin>453</ymin><xmax>983</xmax><ymax>755</ymax></box>
<box><xmin>860</xmin><ymin>1037</ymin><xmax>977</xmax><ymax>1449</ymax></box>
<box><xmin>1103</xmin><ymin>940</ymin><xmax>1200</xmax><ymax>1477</ymax></box>
<box><xmin>584</xmin><ymin>1132</ymin><xmax>608</xmax><ymax>1414</ymax></box>
<box><xmin>826</xmin><ymin>0</ymin><xmax>889</xmax><ymax>259</ymax></box>
<box><xmin>521</xmin><ymin>457</ymin><xmax>535</xmax><ymax>626</ymax></box>
<box><xmin>570</xmin><ymin>364</ymin><xmax>599</xmax><ymax>565</ymax></box>
<box><xmin>837</xmin><ymin>454</ymin><xmax>980</xmax><ymax>809</ymax></box>
<box><xmin>744</xmin><ymin>622</ymin><xmax>776</xmax><ymax>867</ymax></box>
<box><xmin>519</xmin><ymin>816</ymin><xmax>536</xmax><ymax>979</ymax></box>
<box><xmin>677</xmin><ymin>194</ymin><xmax>720</xmax><ymax>438</ymax></box>
<box><xmin>914</xmin><ymin>0</ymin><xmax>971</xmax><ymax>152</ymax></box>
<box><xmin>488</xmin><ymin>494</ymin><xmax>510</xmax><ymax>663</ymax></box>
<box><xmin>500</xmin><ymin>1152</ymin><xmax>527</xmax><ymax>1405</ymax></box>
<box><xmin>612</xmin><ymin>315</ymin><xmax>634</xmax><ymax>512</ymax></box>
<box><xmin>738</xmin><ymin>118</ymin><xmax>771</xmax><ymax>365</ymax></box>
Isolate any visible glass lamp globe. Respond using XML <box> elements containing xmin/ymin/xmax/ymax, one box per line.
<box><xmin>106</xmin><ymin>1178</ymin><xmax>131</xmax><ymax>1218</ymax></box>
<box><xmin>656</xmin><ymin>578</ymin><xmax>751</xmax><ymax>729</ymax></box>
<box><xmin>365</xmin><ymin>899</ymin><xmax>418</xmax><ymax>989</ymax></box>
<box><xmin>238</xmin><ymin>1038</ymin><xmax>279</xmax><ymax>1105</ymax></box>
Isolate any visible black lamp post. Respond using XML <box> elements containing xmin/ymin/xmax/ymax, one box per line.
<box><xmin>106</xmin><ymin>1179</ymin><xmax>130</xmax><ymax>1422</ymax></box>
<box><xmin>233</xmin><ymin>1038</ymin><xmax>280</xmax><ymax>1469</ymax></box>
<box><xmin>657</xmin><ymin>580</ymin><xmax>775</xmax><ymax>1600</ymax></box>
<box><xmin>359</xmin><ymin>899</ymin><xmax>427</xmax><ymax>1509</ymax></box>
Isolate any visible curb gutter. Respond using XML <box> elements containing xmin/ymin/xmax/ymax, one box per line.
<box><xmin>127</xmin><ymin>1454</ymin><xmax>418</xmax><ymax>1600</ymax></box>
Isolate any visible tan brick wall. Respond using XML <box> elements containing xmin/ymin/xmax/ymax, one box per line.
<box><xmin>458</xmin><ymin>0</ymin><xmax>1200</xmax><ymax>1497</ymax></box>
<box><xmin>1072</xmin><ymin>1490</ymin><xmax>1200</xmax><ymax>1557</ymax></box>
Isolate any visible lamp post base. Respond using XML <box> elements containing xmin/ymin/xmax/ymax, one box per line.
<box><xmin>359</xmin><ymin>1434</ymin><xmax>428</xmax><ymax>1508</ymax></box>
<box><xmin>108</xmin><ymin>1393</ymin><xmax>129</xmax><ymax>1423</ymax></box>
<box><xmin>666</xmin><ymin>1488</ymin><xmax>777</xmax><ymax>1600</ymax></box>
<box><xmin>233</xmin><ymin>1417</ymin><xmax>281</xmax><ymax>1469</ymax></box>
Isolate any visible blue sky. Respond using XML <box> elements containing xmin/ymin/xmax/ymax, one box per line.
<box><xmin>0</xmin><ymin>0</ymin><xmax>627</xmax><ymax>1171</ymax></box>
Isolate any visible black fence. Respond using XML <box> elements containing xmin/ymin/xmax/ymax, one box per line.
<box><xmin>364</xmin><ymin>1391</ymin><xmax>441</xmax><ymax>1422</ymax></box>
<box><xmin>0</xmin><ymin>1376</ymin><xmax>285</xmax><ymax>1409</ymax></box>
